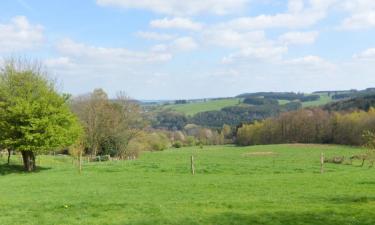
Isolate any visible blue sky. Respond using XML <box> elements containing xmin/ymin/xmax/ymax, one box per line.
<box><xmin>1</xmin><ymin>0</ymin><xmax>375</xmax><ymax>99</ymax></box>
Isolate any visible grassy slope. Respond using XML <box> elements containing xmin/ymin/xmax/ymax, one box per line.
<box><xmin>164</xmin><ymin>94</ymin><xmax>333</xmax><ymax>116</ymax></box>
<box><xmin>278</xmin><ymin>94</ymin><xmax>333</xmax><ymax>108</ymax></box>
<box><xmin>164</xmin><ymin>98</ymin><xmax>240</xmax><ymax>116</ymax></box>
<box><xmin>1</xmin><ymin>144</ymin><xmax>375</xmax><ymax>225</ymax></box>
<box><xmin>302</xmin><ymin>93</ymin><xmax>333</xmax><ymax>107</ymax></box>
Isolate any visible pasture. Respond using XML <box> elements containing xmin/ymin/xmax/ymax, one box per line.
<box><xmin>163</xmin><ymin>94</ymin><xmax>333</xmax><ymax>116</ymax></box>
<box><xmin>302</xmin><ymin>93</ymin><xmax>333</xmax><ymax>107</ymax></box>
<box><xmin>1</xmin><ymin>144</ymin><xmax>375</xmax><ymax>225</ymax></box>
<box><xmin>163</xmin><ymin>98</ymin><xmax>241</xmax><ymax>115</ymax></box>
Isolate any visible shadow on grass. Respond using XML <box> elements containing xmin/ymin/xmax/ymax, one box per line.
<box><xmin>329</xmin><ymin>196</ymin><xmax>375</xmax><ymax>204</ymax></box>
<box><xmin>0</xmin><ymin>163</ymin><xmax>51</xmax><ymax>175</ymax></box>
<box><xmin>126</xmin><ymin>210</ymin><xmax>375</xmax><ymax>225</ymax></box>
<box><xmin>205</xmin><ymin>211</ymin><xmax>374</xmax><ymax>225</ymax></box>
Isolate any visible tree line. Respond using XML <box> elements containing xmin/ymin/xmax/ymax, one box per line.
<box><xmin>237</xmin><ymin>108</ymin><xmax>375</xmax><ymax>146</ymax></box>
<box><xmin>236</xmin><ymin>92</ymin><xmax>320</xmax><ymax>102</ymax></box>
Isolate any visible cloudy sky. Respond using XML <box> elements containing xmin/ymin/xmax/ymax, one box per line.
<box><xmin>1</xmin><ymin>0</ymin><xmax>375</xmax><ymax>99</ymax></box>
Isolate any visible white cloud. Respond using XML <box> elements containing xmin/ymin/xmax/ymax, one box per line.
<box><xmin>336</xmin><ymin>1</ymin><xmax>375</xmax><ymax>30</ymax></box>
<box><xmin>353</xmin><ymin>48</ymin><xmax>375</xmax><ymax>60</ymax></box>
<box><xmin>171</xmin><ymin>37</ymin><xmax>198</xmax><ymax>51</ymax></box>
<box><xmin>151</xmin><ymin>44</ymin><xmax>168</xmax><ymax>52</ymax></box>
<box><xmin>56</xmin><ymin>38</ymin><xmax>172</xmax><ymax>64</ymax></box>
<box><xmin>96</xmin><ymin>0</ymin><xmax>248</xmax><ymax>16</ymax></box>
<box><xmin>216</xmin><ymin>0</ymin><xmax>337</xmax><ymax>30</ymax></box>
<box><xmin>136</xmin><ymin>31</ymin><xmax>176</xmax><ymax>41</ymax></box>
<box><xmin>284</xmin><ymin>55</ymin><xmax>336</xmax><ymax>71</ymax></box>
<box><xmin>46</xmin><ymin>39</ymin><xmax>176</xmax><ymax>98</ymax></box>
<box><xmin>340</xmin><ymin>12</ymin><xmax>375</xmax><ymax>30</ymax></box>
<box><xmin>288</xmin><ymin>0</ymin><xmax>304</xmax><ymax>13</ymax></box>
<box><xmin>278</xmin><ymin>31</ymin><xmax>319</xmax><ymax>45</ymax></box>
<box><xmin>204</xmin><ymin>29</ymin><xmax>267</xmax><ymax>48</ymax></box>
<box><xmin>44</xmin><ymin>57</ymin><xmax>74</xmax><ymax>68</ymax></box>
<box><xmin>203</xmin><ymin>28</ymin><xmax>288</xmax><ymax>64</ymax></box>
<box><xmin>150</xmin><ymin>18</ymin><xmax>203</xmax><ymax>31</ymax></box>
<box><xmin>338</xmin><ymin>0</ymin><xmax>375</xmax><ymax>30</ymax></box>
<box><xmin>222</xmin><ymin>46</ymin><xmax>288</xmax><ymax>63</ymax></box>
<box><xmin>0</xmin><ymin>16</ymin><xmax>44</xmax><ymax>53</ymax></box>
<box><xmin>151</xmin><ymin>36</ymin><xmax>198</xmax><ymax>52</ymax></box>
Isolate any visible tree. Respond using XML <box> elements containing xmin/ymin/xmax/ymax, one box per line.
<box><xmin>0</xmin><ymin>60</ymin><xmax>82</xmax><ymax>171</ymax></box>
<box><xmin>363</xmin><ymin>131</ymin><xmax>375</xmax><ymax>150</ymax></box>
<box><xmin>71</xmin><ymin>90</ymin><xmax>145</xmax><ymax>159</ymax></box>
<box><xmin>360</xmin><ymin>130</ymin><xmax>375</xmax><ymax>167</ymax></box>
<box><xmin>222</xmin><ymin>124</ymin><xmax>232</xmax><ymax>140</ymax></box>
<box><xmin>110</xmin><ymin>92</ymin><xmax>145</xmax><ymax>158</ymax></box>
<box><xmin>71</xmin><ymin>89</ymin><xmax>111</xmax><ymax>157</ymax></box>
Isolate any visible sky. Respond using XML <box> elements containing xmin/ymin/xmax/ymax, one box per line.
<box><xmin>0</xmin><ymin>0</ymin><xmax>375</xmax><ymax>100</ymax></box>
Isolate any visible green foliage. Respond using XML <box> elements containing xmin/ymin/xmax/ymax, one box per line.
<box><xmin>324</xmin><ymin>94</ymin><xmax>375</xmax><ymax>111</ymax></box>
<box><xmin>152</xmin><ymin>110</ymin><xmax>188</xmax><ymax>130</ymax></box>
<box><xmin>130</xmin><ymin>131</ymin><xmax>171</xmax><ymax>152</ymax></box>
<box><xmin>237</xmin><ymin>108</ymin><xmax>375</xmax><ymax>146</ymax></box>
<box><xmin>281</xmin><ymin>101</ymin><xmax>302</xmax><ymax>111</ymax></box>
<box><xmin>1</xmin><ymin>144</ymin><xmax>375</xmax><ymax>224</ymax></box>
<box><xmin>71</xmin><ymin>90</ymin><xmax>144</xmax><ymax>158</ymax></box>
<box><xmin>0</xmin><ymin>61</ymin><xmax>82</xmax><ymax>155</ymax></box>
<box><xmin>172</xmin><ymin>141</ymin><xmax>182</xmax><ymax>148</ymax></box>
<box><xmin>363</xmin><ymin>130</ymin><xmax>375</xmax><ymax>150</ymax></box>
<box><xmin>185</xmin><ymin>136</ymin><xmax>196</xmax><ymax>146</ymax></box>
<box><xmin>191</xmin><ymin>105</ymin><xmax>280</xmax><ymax>128</ymax></box>
<box><xmin>243</xmin><ymin>97</ymin><xmax>278</xmax><ymax>105</ymax></box>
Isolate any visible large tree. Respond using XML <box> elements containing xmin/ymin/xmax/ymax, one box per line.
<box><xmin>71</xmin><ymin>90</ymin><xmax>144</xmax><ymax>158</ymax></box>
<box><xmin>0</xmin><ymin>60</ymin><xmax>82</xmax><ymax>171</ymax></box>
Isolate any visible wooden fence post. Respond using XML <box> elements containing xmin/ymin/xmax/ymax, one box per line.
<box><xmin>191</xmin><ymin>155</ymin><xmax>195</xmax><ymax>175</ymax></box>
<box><xmin>320</xmin><ymin>152</ymin><xmax>324</xmax><ymax>174</ymax></box>
<box><xmin>79</xmin><ymin>152</ymin><xmax>82</xmax><ymax>174</ymax></box>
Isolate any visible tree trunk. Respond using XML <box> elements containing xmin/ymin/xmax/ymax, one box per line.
<box><xmin>21</xmin><ymin>151</ymin><xmax>36</xmax><ymax>172</ymax></box>
<box><xmin>7</xmin><ymin>149</ymin><xmax>11</xmax><ymax>165</ymax></box>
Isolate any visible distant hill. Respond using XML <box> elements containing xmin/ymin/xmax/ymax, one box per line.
<box><xmin>157</xmin><ymin>92</ymin><xmax>334</xmax><ymax>117</ymax></box>
<box><xmin>143</xmin><ymin>88</ymin><xmax>375</xmax><ymax>131</ymax></box>
<box><xmin>324</xmin><ymin>94</ymin><xmax>375</xmax><ymax>111</ymax></box>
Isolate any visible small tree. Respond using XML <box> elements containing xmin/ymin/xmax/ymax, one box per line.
<box><xmin>363</xmin><ymin>130</ymin><xmax>375</xmax><ymax>166</ymax></box>
<box><xmin>0</xmin><ymin>59</ymin><xmax>82</xmax><ymax>171</ymax></box>
<box><xmin>71</xmin><ymin>90</ymin><xmax>145</xmax><ymax>159</ymax></box>
<box><xmin>69</xmin><ymin>138</ymin><xmax>85</xmax><ymax>174</ymax></box>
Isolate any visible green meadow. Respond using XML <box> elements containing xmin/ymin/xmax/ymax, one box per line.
<box><xmin>278</xmin><ymin>94</ymin><xmax>333</xmax><ymax>108</ymax></box>
<box><xmin>302</xmin><ymin>94</ymin><xmax>333</xmax><ymax>107</ymax></box>
<box><xmin>1</xmin><ymin>144</ymin><xmax>375</xmax><ymax>225</ymax></box>
<box><xmin>164</xmin><ymin>94</ymin><xmax>333</xmax><ymax>116</ymax></box>
<box><xmin>164</xmin><ymin>98</ymin><xmax>241</xmax><ymax>115</ymax></box>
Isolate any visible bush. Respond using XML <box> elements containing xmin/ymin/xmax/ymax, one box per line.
<box><xmin>185</xmin><ymin>136</ymin><xmax>196</xmax><ymax>146</ymax></box>
<box><xmin>173</xmin><ymin>141</ymin><xmax>182</xmax><ymax>148</ymax></box>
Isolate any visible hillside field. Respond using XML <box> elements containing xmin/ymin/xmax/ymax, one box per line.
<box><xmin>1</xmin><ymin>144</ymin><xmax>375</xmax><ymax>225</ymax></box>
<box><xmin>164</xmin><ymin>98</ymin><xmax>241</xmax><ymax>115</ymax></box>
<box><xmin>163</xmin><ymin>94</ymin><xmax>333</xmax><ymax>116</ymax></box>
<box><xmin>302</xmin><ymin>93</ymin><xmax>333</xmax><ymax>107</ymax></box>
<box><xmin>278</xmin><ymin>94</ymin><xmax>333</xmax><ymax>107</ymax></box>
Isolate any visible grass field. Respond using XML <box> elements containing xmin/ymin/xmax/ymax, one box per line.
<box><xmin>302</xmin><ymin>94</ymin><xmax>333</xmax><ymax>107</ymax></box>
<box><xmin>164</xmin><ymin>98</ymin><xmax>240</xmax><ymax>115</ymax></box>
<box><xmin>278</xmin><ymin>94</ymin><xmax>333</xmax><ymax>108</ymax></box>
<box><xmin>1</xmin><ymin>144</ymin><xmax>375</xmax><ymax>225</ymax></box>
<box><xmin>164</xmin><ymin>94</ymin><xmax>333</xmax><ymax>116</ymax></box>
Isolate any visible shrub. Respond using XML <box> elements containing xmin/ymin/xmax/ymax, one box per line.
<box><xmin>173</xmin><ymin>141</ymin><xmax>182</xmax><ymax>148</ymax></box>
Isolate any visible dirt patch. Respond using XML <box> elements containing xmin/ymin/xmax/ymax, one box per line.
<box><xmin>243</xmin><ymin>152</ymin><xmax>278</xmax><ymax>157</ymax></box>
